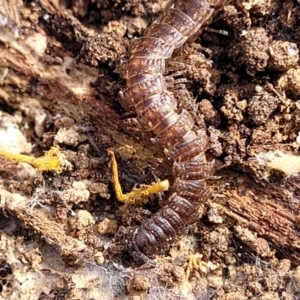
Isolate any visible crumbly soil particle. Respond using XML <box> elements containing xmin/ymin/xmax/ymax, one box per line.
<box><xmin>1</xmin><ymin>0</ymin><xmax>300</xmax><ymax>299</ymax></box>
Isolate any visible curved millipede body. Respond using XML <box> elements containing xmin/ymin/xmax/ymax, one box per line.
<box><xmin>120</xmin><ymin>0</ymin><xmax>231</xmax><ymax>262</ymax></box>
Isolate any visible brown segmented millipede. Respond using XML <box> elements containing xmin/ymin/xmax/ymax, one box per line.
<box><xmin>119</xmin><ymin>0</ymin><xmax>232</xmax><ymax>264</ymax></box>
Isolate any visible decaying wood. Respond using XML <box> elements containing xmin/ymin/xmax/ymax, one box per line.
<box><xmin>210</xmin><ymin>173</ymin><xmax>300</xmax><ymax>263</ymax></box>
<box><xmin>0</xmin><ymin>0</ymin><xmax>300</xmax><ymax>271</ymax></box>
<box><xmin>0</xmin><ymin>19</ymin><xmax>163</xmax><ymax>169</ymax></box>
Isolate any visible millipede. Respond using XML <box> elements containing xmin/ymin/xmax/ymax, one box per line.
<box><xmin>119</xmin><ymin>0</ymin><xmax>232</xmax><ymax>263</ymax></box>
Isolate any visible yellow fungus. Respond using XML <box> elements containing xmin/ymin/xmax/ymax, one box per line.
<box><xmin>0</xmin><ymin>146</ymin><xmax>63</xmax><ymax>173</ymax></box>
<box><xmin>107</xmin><ymin>150</ymin><xmax>169</xmax><ymax>204</ymax></box>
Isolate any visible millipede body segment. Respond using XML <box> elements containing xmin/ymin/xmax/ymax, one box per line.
<box><xmin>120</xmin><ymin>0</ymin><xmax>231</xmax><ymax>262</ymax></box>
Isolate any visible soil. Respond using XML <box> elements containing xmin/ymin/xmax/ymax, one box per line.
<box><xmin>1</xmin><ymin>0</ymin><xmax>300</xmax><ymax>299</ymax></box>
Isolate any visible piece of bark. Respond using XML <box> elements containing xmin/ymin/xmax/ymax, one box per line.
<box><xmin>209</xmin><ymin>174</ymin><xmax>300</xmax><ymax>263</ymax></box>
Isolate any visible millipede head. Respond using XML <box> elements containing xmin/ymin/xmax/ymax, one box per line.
<box><xmin>127</xmin><ymin>227</ymin><xmax>157</xmax><ymax>266</ymax></box>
